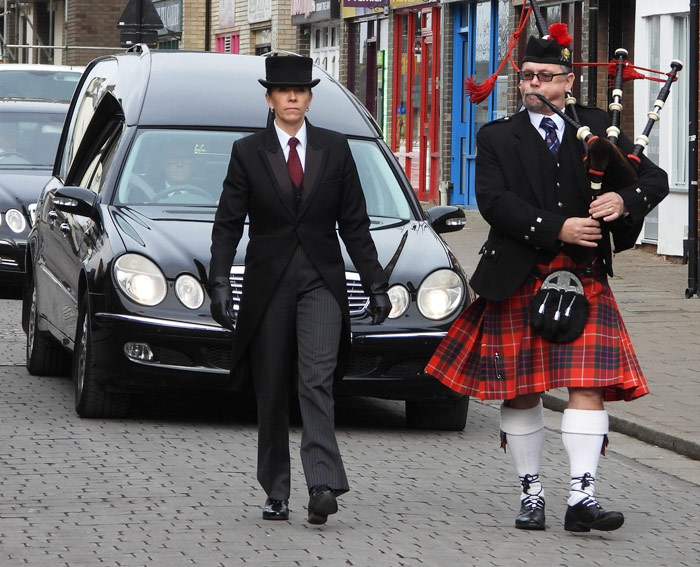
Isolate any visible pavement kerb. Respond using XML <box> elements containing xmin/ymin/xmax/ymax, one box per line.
<box><xmin>542</xmin><ymin>393</ymin><xmax>700</xmax><ymax>461</ymax></box>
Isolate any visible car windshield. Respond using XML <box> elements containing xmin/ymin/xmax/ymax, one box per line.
<box><xmin>115</xmin><ymin>129</ymin><xmax>413</xmax><ymax>222</ymax></box>
<box><xmin>0</xmin><ymin>112</ymin><xmax>66</xmax><ymax>168</ymax></box>
<box><xmin>0</xmin><ymin>69</ymin><xmax>82</xmax><ymax>101</ymax></box>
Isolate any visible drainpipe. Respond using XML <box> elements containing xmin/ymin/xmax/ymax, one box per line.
<box><xmin>205</xmin><ymin>0</ymin><xmax>211</xmax><ymax>51</ymax></box>
<box><xmin>438</xmin><ymin>180</ymin><xmax>451</xmax><ymax>206</ymax></box>
<box><xmin>587</xmin><ymin>0</ymin><xmax>598</xmax><ymax>107</ymax></box>
<box><xmin>685</xmin><ymin>0</ymin><xmax>699</xmax><ymax>298</ymax></box>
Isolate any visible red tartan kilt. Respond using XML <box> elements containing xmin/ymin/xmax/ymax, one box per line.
<box><xmin>426</xmin><ymin>254</ymin><xmax>648</xmax><ymax>402</ymax></box>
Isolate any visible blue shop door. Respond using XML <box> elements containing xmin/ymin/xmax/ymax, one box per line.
<box><xmin>450</xmin><ymin>1</ymin><xmax>510</xmax><ymax>208</ymax></box>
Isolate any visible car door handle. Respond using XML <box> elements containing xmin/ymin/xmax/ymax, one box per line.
<box><xmin>60</xmin><ymin>223</ymin><xmax>71</xmax><ymax>235</ymax></box>
<box><xmin>48</xmin><ymin>210</ymin><xmax>58</xmax><ymax>221</ymax></box>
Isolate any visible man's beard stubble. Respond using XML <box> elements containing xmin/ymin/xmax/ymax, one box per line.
<box><xmin>522</xmin><ymin>89</ymin><xmax>547</xmax><ymax>113</ymax></box>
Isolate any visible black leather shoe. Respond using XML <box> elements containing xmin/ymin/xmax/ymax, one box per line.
<box><xmin>515</xmin><ymin>494</ymin><xmax>546</xmax><ymax>530</ymax></box>
<box><xmin>564</xmin><ymin>497</ymin><xmax>624</xmax><ymax>532</ymax></box>
<box><xmin>307</xmin><ymin>485</ymin><xmax>337</xmax><ymax>525</ymax></box>
<box><xmin>262</xmin><ymin>498</ymin><xmax>289</xmax><ymax>521</ymax></box>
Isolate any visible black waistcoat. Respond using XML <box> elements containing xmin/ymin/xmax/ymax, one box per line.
<box><xmin>537</xmin><ymin>132</ymin><xmax>601</xmax><ymax>264</ymax></box>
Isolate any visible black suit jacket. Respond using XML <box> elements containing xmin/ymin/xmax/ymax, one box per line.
<box><xmin>210</xmin><ymin>119</ymin><xmax>386</xmax><ymax>378</ymax></box>
<box><xmin>470</xmin><ymin>105</ymin><xmax>669</xmax><ymax>302</ymax></box>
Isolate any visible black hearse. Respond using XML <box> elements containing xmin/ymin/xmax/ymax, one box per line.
<box><xmin>23</xmin><ymin>46</ymin><xmax>472</xmax><ymax>429</ymax></box>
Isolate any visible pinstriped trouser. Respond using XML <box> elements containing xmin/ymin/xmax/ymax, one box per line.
<box><xmin>249</xmin><ymin>245</ymin><xmax>349</xmax><ymax>500</ymax></box>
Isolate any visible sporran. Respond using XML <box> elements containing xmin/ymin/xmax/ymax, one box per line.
<box><xmin>529</xmin><ymin>270</ymin><xmax>589</xmax><ymax>343</ymax></box>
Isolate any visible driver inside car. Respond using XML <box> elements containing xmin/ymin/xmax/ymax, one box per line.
<box><xmin>162</xmin><ymin>146</ymin><xmax>195</xmax><ymax>190</ymax></box>
<box><xmin>126</xmin><ymin>139</ymin><xmax>211</xmax><ymax>204</ymax></box>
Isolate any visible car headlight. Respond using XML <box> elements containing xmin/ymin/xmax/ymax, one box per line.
<box><xmin>387</xmin><ymin>284</ymin><xmax>410</xmax><ymax>319</ymax></box>
<box><xmin>114</xmin><ymin>254</ymin><xmax>167</xmax><ymax>306</ymax></box>
<box><xmin>5</xmin><ymin>209</ymin><xmax>27</xmax><ymax>233</ymax></box>
<box><xmin>175</xmin><ymin>274</ymin><xmax>204</xmax><ymax>309</ymax></box>
<box><xmin>417</xmin><ymin>269</ymin><xmax>465</xmax><ymax>320</ymax></box>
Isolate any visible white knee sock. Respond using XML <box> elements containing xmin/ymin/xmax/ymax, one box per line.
<box><xmin>500</xmin><ymin>401</ymin><xmax>545</xmax><ymax>500</ymax></box>
<box><xmin>561</xmin><ymin>408</ymin><xmax>609</xmax><ymax>506</ymax></box>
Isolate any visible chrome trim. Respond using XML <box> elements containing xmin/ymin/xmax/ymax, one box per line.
<box><xmin>123</xmin><ymin>355</ymin><xmax>229</xmax><ymax>374</ymax></box>
<box><xmin>352</xmin><ymin>331</ymin><xmax>447</xmax><ymax>340</ymax></box>
<box><xmin>28</xmin><ymin>203</ymin><xmax>38</xmax><ymax>226</ymax></box>
<box><xmin>229</xmin><ymin>266</ymin><xmax>370</xmax><ymax>315</ymax></box>
<box><xmin>39</xmin><ymin>265</ymin><xmax>77</xmax><ymax>305</ymax></box>
<box><xmin>96</xmin><ymin>312</ymin><xmax>227</xmax><ymax>332</ymax></box>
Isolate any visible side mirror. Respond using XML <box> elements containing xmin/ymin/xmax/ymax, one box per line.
<box><xmin>426</xmin><ymin>205</ymin><xmax>466</xmax><ymax>234</ymax></box>
<box><xmin>53</xmin><ymin>187</ymin><xmax>98</xmax><ymax>219</ymax></box>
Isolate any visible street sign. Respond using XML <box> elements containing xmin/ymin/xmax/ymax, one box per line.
<box><xmin>117</xmin><ymin>0</ymin><xmax>164</xmax><ymax>48</ymax></box>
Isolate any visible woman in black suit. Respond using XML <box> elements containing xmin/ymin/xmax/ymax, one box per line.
<box><xmin>209</xmin><ymin>55</ymin><xmax>390</xmax><ymax>524</ymax></box>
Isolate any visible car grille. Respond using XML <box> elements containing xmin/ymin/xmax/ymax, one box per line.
<box><xmin>229</xmin><ymin>267</ymin><xmax>369</xmax><ymax>315</ymax></box>
<box><xmin>0</xmin><ymin>256</ymin><xmax>19</xmax><ymax>268</ymax></box>
<box><xmin>205</xmin><ymin>345</ymin><xmax>233</xmax><ymax>370</ymax></box>
<box><xmin>151</xmin><ymin>346</ymin><xmax>194</xmax><ymax>367</ymax></box>
<box><xmin>384</xmin><ymin>358</ymin><xmax>430</xmax><ymax>377</ymax></box>
<box><xmin>346</xmin><ymin>354</ymin><xmax>381</xmax><ymax>376</ymax></box>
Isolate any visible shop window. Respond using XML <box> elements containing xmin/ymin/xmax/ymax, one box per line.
<box><xmin>310</xmin><ymin>24</ymin><xmax>339</xmax><ymax>80</ymax></box>
<box><xmin>159</xmin><ymin>39</ymin><xmax>180</xmax><ymax>50</ymax></box>
<box><xmin>671</xmin><ymin>14</ymin><xmax>688</xmax><ymax>188</ymax></box>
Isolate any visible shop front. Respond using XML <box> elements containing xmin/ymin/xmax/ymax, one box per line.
<box><xmin>390</xmin><ymin>1</ymin><xmax>441</xmax><ymax>203</ymax></box>
<box><xmin>342</xmin><ymin>2</ymin><xmax>390</xmax><ymax>132</ymax></box>
<box><xmin>153</xmin><ymin>0</ymin><xmax>182</xmax><ymax>50</ymax></box>
<box><xmin>448</xmin><ymin>0</ymin><xmax>509</xmax><ymax>207</ymax></box>
<box><xmin>293</xmin><ymin>0</ymin><xmax>342</xmax><ymax>80</ymax></box>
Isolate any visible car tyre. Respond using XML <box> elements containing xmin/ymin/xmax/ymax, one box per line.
<box><xmin>25</xmin><ymin>274</ymin><xmax>70</xmax><ymax>376</ymax></box>
<box><xmin>405</xmin><ymin>396</ymin><xmax>469</xmax><ymax>431</ymax></box>
<box><xmin>74</xmin><ymin>295</ymin><xmax>130</xmax><ymax>418</ymax></box>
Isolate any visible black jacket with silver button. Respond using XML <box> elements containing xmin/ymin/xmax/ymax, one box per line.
<box><xmin>470</xmin><ymin>105</ymin><xmax>669</xmax><ymax>302</ymax></box>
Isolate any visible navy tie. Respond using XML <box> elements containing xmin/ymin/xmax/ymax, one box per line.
<box><xmin>540</xmin><ymin>117</ymin><xmax>560</xmax><ymax>156</ymax></box>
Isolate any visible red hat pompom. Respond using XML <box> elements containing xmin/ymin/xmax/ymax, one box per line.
<box><xmin>548</xmin><ymin>23</ymin><xmax>572</xmax><ymax>47</ymax></box>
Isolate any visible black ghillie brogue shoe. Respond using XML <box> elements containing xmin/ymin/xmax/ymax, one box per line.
<box><xmin>307</xmin><ymin>485</ymin><xmax>338</xmax><ymax>525</ymax></box>
<box><xmin>515</xmin><ymin>473</ymin><xmax>545</xmax><ymax>530</ymax></box>
<box><xmin>262</xmin><ymin>498</ymin><xmax>289</xmax><ymax>521</ymax></box>
<box><xmin>515</xmin><ymin>494</ymin><xmax>546</xmax><ymax>530</ymax></box>
<box><xmin>564</xmin><ymin>496</ymin><xmax>624</xmax><ymax>532</ymax></box>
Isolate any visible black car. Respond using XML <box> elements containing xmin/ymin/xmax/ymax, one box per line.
<box><xmin>0</xmin><ymin>99</ymin><xmax>70</xmax><ymax>287</ymax></box>
<box><xmin>23</xmin><ymin>47</ymin><xmax>473</xmax><ymax>430</ymax></box>
<box><xmin>0</xmin><ymin>64</ymin><xmax>83</xmax><ymax>101</ymax></box>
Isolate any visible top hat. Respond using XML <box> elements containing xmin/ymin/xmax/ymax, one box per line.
<box><xmin>522</xmin><ymin>23</ymin><xmax>573</xmax><ymax>68</ymax></box>
<box><xmin>258</xmin><ymin>55</ymin><xmax>321</xmax><ymax>89</ymax></box>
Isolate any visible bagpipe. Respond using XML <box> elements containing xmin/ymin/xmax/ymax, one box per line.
<box><xmin>464</xmin><ymin>0</ymin><xmax>683</xmax><ymax>202</ymax></box>
<box><xmin>535</xmin><ymin>54</ymin><xmax>682</xmax><ymax>201</ymax></box>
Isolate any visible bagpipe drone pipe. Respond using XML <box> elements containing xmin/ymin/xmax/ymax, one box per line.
<box><xmin>532</xmin><ymin>49</ymin><xmax>682</xmax><ymax>203</ymax></box>
<box><xmin>463</xmin><ymin>0</ymin><xmax>684</xmax><ymax>203</ymax></box>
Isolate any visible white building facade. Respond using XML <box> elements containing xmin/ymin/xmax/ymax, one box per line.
<box><xmin>634</xmin><ymin>0</ymin><xmax>691</xmax><ymax>258</ymax></box>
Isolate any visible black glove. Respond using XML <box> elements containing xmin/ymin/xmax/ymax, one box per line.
<box><xmin>209</xmin><ymin>276</ymin><xmax>235</xmax><ymax>331</ymax></box>
<box><xmin>367</xmin><ymin>282</ymin><xmax>391</xmax><ymax>325</ymax></box>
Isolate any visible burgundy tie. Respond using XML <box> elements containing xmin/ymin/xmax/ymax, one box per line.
<box><xmin>287</xmin><ymin>137</ymin><xmax>303</xmax><ymax>187</ymax></box>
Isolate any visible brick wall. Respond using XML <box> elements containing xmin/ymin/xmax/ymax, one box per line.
<box><xmin>64</xmin><ymin>0</ymin><xmax>126</xmax><ymax>66</ymax></box>
<box><xmin>182</xmin><ymin>0</ymin><xmax>207</xmax><ymax>50</ymax></box>
<box><xmin>271</xmin><ymin>2</ymin><xmax>296</xmax><ymax>51</ymax></box>
<box><xmin>385</xmin><ymin>15</ymin><xmax>394</xmax><ymax>151</ymax></box>
<box><xmin>440</xmin><ymin>3</ymin><xmax>454</xmax><ymax>196</ymax></box>
<box><xmin>214</xmin><ymin>0</ymin><xmax>296</xmax><ymax>54</ymax></box>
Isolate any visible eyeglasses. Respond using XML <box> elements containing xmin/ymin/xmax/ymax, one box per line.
<box><xmin>518</xmin><ymin>70</ymin><xmax>569</xmax><ymax>82</ymax></box>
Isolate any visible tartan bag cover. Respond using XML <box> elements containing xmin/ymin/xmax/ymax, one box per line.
<box><xmin>425</xmin><ymin>253</ymin><xmax>648</xmax><ymax>402</ymax></box>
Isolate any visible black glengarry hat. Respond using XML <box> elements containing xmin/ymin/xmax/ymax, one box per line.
<box><xmin>258</xmin><ymin>55</ymin><xmax>320</xmax><ymax>89</ymax></box>
<box><xmin>522</xmin><ymin>23</ymin><xmax>573</xmax><ymax>68</ymax></box>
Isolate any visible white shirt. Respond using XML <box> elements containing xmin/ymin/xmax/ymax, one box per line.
<box><xmin>273</xmin><ymin>121</ymin><xmax>307</xmax><ymax>172</ymax></box>
<box><xmin>527</xmin><ymin>110</ymin><xmax>565</xmax><ymax>143</ymax></box>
